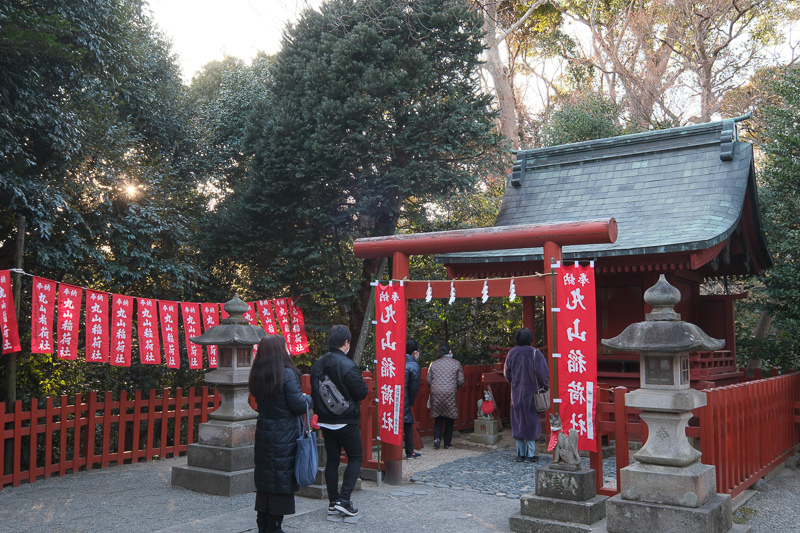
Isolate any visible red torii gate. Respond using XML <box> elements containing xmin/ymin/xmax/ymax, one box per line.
<box><xmin>353</xmin><ymin>218</ymin><xmax>617</xmax><ymax>485</ymax></box>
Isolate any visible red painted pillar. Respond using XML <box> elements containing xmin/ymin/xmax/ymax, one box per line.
<box><xmin>543</xmin><ymin>241</ymin><xmax>562</xmax><ymax>420</ymax></box>
<box><xmin>522</xmin><ymin>296</ymin><xmax>536</xmax><ymax>345</ymax></box>
<box><xmin>383</xmin><ymin>252</ymin><xmax>409</xmax><ymax>485</ymax></box>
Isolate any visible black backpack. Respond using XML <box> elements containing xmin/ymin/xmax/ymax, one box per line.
<box><xmin>319</xmin><ymin>373</ymin><xmax>350</xmax><ymax>415</ymax></box>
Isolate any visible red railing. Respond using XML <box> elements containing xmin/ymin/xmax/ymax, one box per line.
<box><xmin>1</xmin><ymin>387</ymin><xmax>220</xmax><ymax>490</ymax></box>
<box><xmin>590</xmin><ymin>372</ymin><xmax>800</xmax><ymax>498</ymax></box>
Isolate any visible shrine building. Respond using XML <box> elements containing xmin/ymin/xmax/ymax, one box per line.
<box><xmin>437</xmin><ymin>117</ymin><xmax>772</xmax><ymax>389</ymax></box>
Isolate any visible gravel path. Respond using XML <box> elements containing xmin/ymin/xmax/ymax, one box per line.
<box><xmin>735</xmin><ymin>465</ymin><xmax>800</xmax><ymax>532</ymax></box>
<box><xmin>409</xmin><ymin>433</ymin><xmax>618</xmax><ymax>497</ymax></box>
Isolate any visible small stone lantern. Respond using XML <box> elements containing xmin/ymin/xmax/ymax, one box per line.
<box><xmin>600</xmin><ymin>275</ymin><xmax>742</xmax><ymax>533</ymax></box>
<box><xmin>171</xmin><ymin>295</ymin><xmax>267</xmax><ymax>496</ymax></box>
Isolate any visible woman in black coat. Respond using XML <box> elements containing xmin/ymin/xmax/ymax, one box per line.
<box><xmin>249</xmin><ymin>334</ymin><xmax>312</xmax><ymax>533</ymax></box>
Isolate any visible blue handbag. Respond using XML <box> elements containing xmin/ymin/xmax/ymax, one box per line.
<box><xmin>295</xmin><ymin>403</ymin><xmax>318</xmax><ymax>487</ymax></box>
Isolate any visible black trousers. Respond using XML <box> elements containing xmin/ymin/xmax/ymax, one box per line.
<box><xmin>434</xmin><ymin>416</ymin><xmax>455</xmax><ymax>446</ymax></box>
<box><xmin>321</xmin><ymin>424</ymin><xmax>363</xmax><ymax>503</ymax></box>
<box><xmin>403</xmin><ymin>422</ymin><xmax>415</xmax><ymax>456</ymax></box>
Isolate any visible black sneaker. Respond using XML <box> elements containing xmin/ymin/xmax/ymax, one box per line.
<box><xmin>443</xmin><ymin>445</ymin><xmax>452</xmax><ymax>449</ymax></box>
<box><xmin>333</xmin><ymin>499</ymin><xmax>358</xmax><ymax>517</ymax></box>
<box><xmin>525</xmin><ymin>455</ymin><xmax>539</xmax><ymax>463</ymax></box>
<box><xmin>328</xmin><ymin>502</ymin><xmax>339</xmax><ymax>515</ymax></box>
<box><xmin>406</xmin><ymin>452</ymin><xmax>421</xmax><ymax>459</ymax></box>
<box><xmin>433</xmin><ymin>439</ymin><xmax>441</xmax><ymax>449</ymax></box>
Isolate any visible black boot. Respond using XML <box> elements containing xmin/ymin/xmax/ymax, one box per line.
<box><xmin>256</xmin><ymin>511</ymin><xmax>269</xmax><ymax>533</ymax></box>
<box><xmin>268</xmin><ymin>514</ymin><xmax>286</xmax><ymax>533</ymax></box>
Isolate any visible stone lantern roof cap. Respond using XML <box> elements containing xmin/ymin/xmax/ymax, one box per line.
<box><xmin>601</xmin><ymin>275</ymin><xmax>725</xmax><ymax>353</ymax></box>
<box><xmin>190</xmin><ymin>294</ymin><xmax>267</xmax><ymax>346</ymax></box>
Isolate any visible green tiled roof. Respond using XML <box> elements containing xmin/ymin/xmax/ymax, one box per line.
<box><xmin>439</xmin><ymin>119</ymin><xmax>770</xmax><ymax>265</ymax></box>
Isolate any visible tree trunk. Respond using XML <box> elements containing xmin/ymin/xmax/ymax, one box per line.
<box><xmin>481</xmin><ymin>5</ymin><xmax>519</xmax><ymax>149</ymax></box>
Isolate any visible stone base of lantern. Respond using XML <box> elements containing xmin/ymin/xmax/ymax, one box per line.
<box><xmin>171</xmin><ymin>418</ymin><xmax>257</xmax><ymax>496</ymax></box>
<box><xmin>605</xmin><ymin>493</ymin><xmax>750</xmax><ymax>533</ymax></box>
<box><xmin>619</xmin><ymin>461</ymin><xmax>717</xmax><ymax>508</ymax></box>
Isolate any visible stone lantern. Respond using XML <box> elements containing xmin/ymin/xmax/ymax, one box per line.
<box><xmin>171</xmin><ymin>295</ymin><xmax>267</xmax><ymax>496</ymax></box>
<box><xmin>600</xmin><ymin>275</ymin><xmax>745</xmax><ymax>533</ymax></box>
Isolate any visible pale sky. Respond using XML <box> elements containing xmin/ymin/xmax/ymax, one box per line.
<box><xmin>147</xmin><ymin>0</ymin><xmax>322</xmax><ymax>82</ymax></box>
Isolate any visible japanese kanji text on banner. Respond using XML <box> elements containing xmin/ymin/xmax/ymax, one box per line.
<box><xmin>375</xmin><ymin>283</ymin><xmax>405</xmax><ymax>447</ymax></box>
<box><xmin>555</xmin><ymin>263</ymin><xmax>598</xmax><ymax>452</ymax></box>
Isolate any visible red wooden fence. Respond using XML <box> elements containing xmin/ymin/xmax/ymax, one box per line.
<box><xmin>590</xmin><ymin>372</ymin><xmax>800</xmax><ymax>498</ymax></box>
<box><xmin>4</xmin><ymin>368</ymin><xmax>798</xmax><ymax>494</ymax></box>
<box><xmin>1</xmin><ymin>388</ymin><xmax>220</xmax><ymax>490</ymax></box>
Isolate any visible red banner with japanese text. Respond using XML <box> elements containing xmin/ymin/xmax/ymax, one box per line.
<box><xmin>0</xmin><ymin>270</ymin><xmax>21</xmax><ymax>354</ymax></box>
<box><xmin>287</xmin><ymin>297</ymin><xmax>309</xmax><ymax>355</ymax></box>
<box><xmin>273</xmin><ymin>298</ymin><xmax>292</xmax><ymax>346</ymax></box>
<box><xmin>555</xmin><ymin>263</ymin><xmax>597</xmax><ymax>452</ymax></box>
<box><xmin>56</xmin><ymin>284</ymin><xmax>82</xmax><ymax>360</ymax></box>
<box><xmin>137</xmin><ymin>298</ymin><xmax>161</xmax><ymax>364</ymax></box>
<box><xmin>85</xmin><ymin>290</ymin><xmax>109</xmax><ymax>363</ymax></box>
<box><xmin>181</xmin><ymin>303</ymin><xmax>202</xmax><ymax>369</ymax></box>
<box><xmin>160</xmin><ymin>301</ymin><xmax>180</xmax><ymax>369</ymax></box>
<box><xmin>200</xmin><ymin>303</ymin><xmax>219</xmax><ymax>368</ymax></box>
<box><xmin>256</xmin><ymin>299</ymin><xmax>278</xmax><ymax>335</ymax></box>
<box><xmin>110</xmin><ymin>294</ymin><xmax>133</xmax><ymax>366</ymax></box>
<box><xmin>375</xmin><ymin>283</ymin><xmax>406</xmax><ymax>447</ymax></box>
<box><xmin>32</xmin><ymin>277</ymin><xmax>56</xmax><ymax>353</ymax></box>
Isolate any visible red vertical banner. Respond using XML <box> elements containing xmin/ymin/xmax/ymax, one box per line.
<box><xmin>287</xmin><ymin>297</ymin><xmax>309</xmax><ymax>355</ymax></box>
<box><xmin>273</xmin><ymin>298</ymin><xmax>292</xmax><ymax>346</ymax></box>
<box><xmin>200</xmin><ymin>303</ymin><xmax>219</xmax><ymax>368</ymax></box>
<box><xmin>31</xmin><ymin>277</ymin><xmax>56</xmax><ymax>353</ymax></box>
<box><xmin>85</xmin><ymin>290</ymin><xmax>109</xmax><ymax>363</ymax></box>
<box><xmin>555</xmin><ymin>263</ymin><xmax>598</xmax><ymax>452</ymax></box>
<box><xmin>375</xmin><ymin>283</ymin><xmax>406</xmax><ymax>447</ymax></box>
<box><xmin>110</xmin><ymin>294</ymin><xmax>133</xmax><ymax>366</ymax></box>
<box><xmin>137</xmin><ymin>298</ymin><xmax>161</xmax><ymax>364</ymax></box>
<box><xmin>181</xmin><ymin>303</ymin><xmax>202</xmax><ymax>369</ymax></box>
<box><xmin>256</xmin><ymin>299</ymin><xmax>278</xmax><ymax>335</ymax></box>
<box><xmin>0</xmin><ymin>270</ymin><xmax>21</xmax><ymax>354</ymax></box>
<box><xmin>56</xmin><ymin>284</ymin><xmax>82</xmax><ymax>360</ymax></box>
<box><xmin>219</xmin><ymin>303</ymin><xmax>229</xmax><ymax>320</ymax></box>
<box><xmin>160</xmin><ymin>301</ymin><xmax>180</xmax><ymax>369</ymax></box>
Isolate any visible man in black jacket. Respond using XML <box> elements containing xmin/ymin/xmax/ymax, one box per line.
<box><xmin>310</xmin><ymin>325</ymin><xmax>368</xmax><ymax>518</ymax></box>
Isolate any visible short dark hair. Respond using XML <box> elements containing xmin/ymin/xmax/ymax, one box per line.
<box><xmin>437</xmin><ymin>342</ymin><xmax>451</xmax><ymax>357</ymax></box>
<box><xmin>515</xmin><ymin>328</ymin><xmax>534</xmax><ymax>346</ymax></box>
<box><xmin>406</xmin><ymin>340</ymin><xmax>419</xmax><ymax>354</ymax></box>
<box><xmin>328</xmin><ymin>324</ymin><xmax>351</xmax><ymax>351</ymax></box>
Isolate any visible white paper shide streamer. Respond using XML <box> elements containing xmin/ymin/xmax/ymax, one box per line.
<box><xmin>425</xmin><ymin>282</ymin><xmax>432</xmax><ymax>303</ymax></box>
<box><xmin>481</xmin><ymin>280</ymin><xmax>489</xmax><ymax>303</ymax></box>
<box><xmin>509</xmin><ymin>278</ymin><xmax>516</xmax><ymax>302</ymax></box>
<box><xmin>448</xmin><ymin>281</ymin><xmax>456</xmax><ymax>305</ymax></box>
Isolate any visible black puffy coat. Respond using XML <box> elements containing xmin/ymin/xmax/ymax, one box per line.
<box><xmin>253</xmin><ymin>366</ymin><xmax>312</xmax><ymax>494</ymax></box>
<box><xmin>310</xmin><ymin>349</ymin><xmax>368</xmax><ymax>425</ymax></box>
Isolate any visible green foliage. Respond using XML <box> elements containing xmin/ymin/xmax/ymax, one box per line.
<box><xmin>218</xmin><ymin>0</ymin><xmax>508</xmax><ymax>341</ymax></box>
<box><xmin>757</xmin><ymin>66</ymin><xmax>800</xmax><ymax>369</ymax></box>
<box><xmin>540</xmin><ymin>91</ymin><xmax>622</xmax><ymax>146</ymax></box>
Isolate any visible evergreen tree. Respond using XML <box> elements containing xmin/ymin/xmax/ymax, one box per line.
<box><xmin>227</xmin><ymin>0</ymin><xmax>508</xmax><ymax>337</ymax></box>
<box><xmin>759</xmin><ymin>66</ymin><xmax>800</xmax><ymax>368</ymax></box>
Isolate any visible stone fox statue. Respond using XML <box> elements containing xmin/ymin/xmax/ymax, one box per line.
<box><xmin>549</xmin><ymin>413</ymin><xmax>581</xmax><ymax>467</ymax></box>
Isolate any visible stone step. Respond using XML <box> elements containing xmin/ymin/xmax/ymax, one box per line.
<box><xmin>510</xmin><ymin>514</ymin><xmax>607</xmax><ymax>533</ymax></box>
<box><xmin>519</xmin><ymin>493</ymin><xmax>607</xmax><ymax>525</ymax></box>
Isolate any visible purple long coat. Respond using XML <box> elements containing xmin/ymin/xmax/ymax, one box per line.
<box><xmin>504</xmin><ymin>346</ymin><xmax>550</xmax><ymax>441</ymax></box>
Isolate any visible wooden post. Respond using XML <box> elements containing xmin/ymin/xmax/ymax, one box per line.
<box><xmin>382</xmin><ymin>253</ymin><xmax>409</xmax><ymax>485</ymax></box>
<box><xmin>3</xmin><ymin>215</ymin><xmax>25</xmax><ymax>476</ymax></box>
<box><xmin>543</xmin><ymin>241</ymin><xmax>562</xmax><ymax>421</ymax></box>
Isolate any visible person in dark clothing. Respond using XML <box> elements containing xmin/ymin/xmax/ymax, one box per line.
<box><xmin>504</xmin><ymin>328</ymin><xmax>549</xmax><ymax>463</ymax></box>
<box><xmin>249</xmin><ymin>334</ymin><xmax>312</xmax><ymax>533</ymax></box>
<box><xmin>310</xmin><ymin>325</ymin><xmax>368</xmax><ymax>518</ymax></box>
<box><xmin>403</xmin><ymin>340</ymin><xmax>422</xmax><ymax>459</ymax></box>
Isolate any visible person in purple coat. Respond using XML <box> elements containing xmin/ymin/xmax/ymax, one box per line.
<box><xmin>504</xmin><ymin>328</ymin><xmax>550</xmax><ymax>463</ymax></box>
